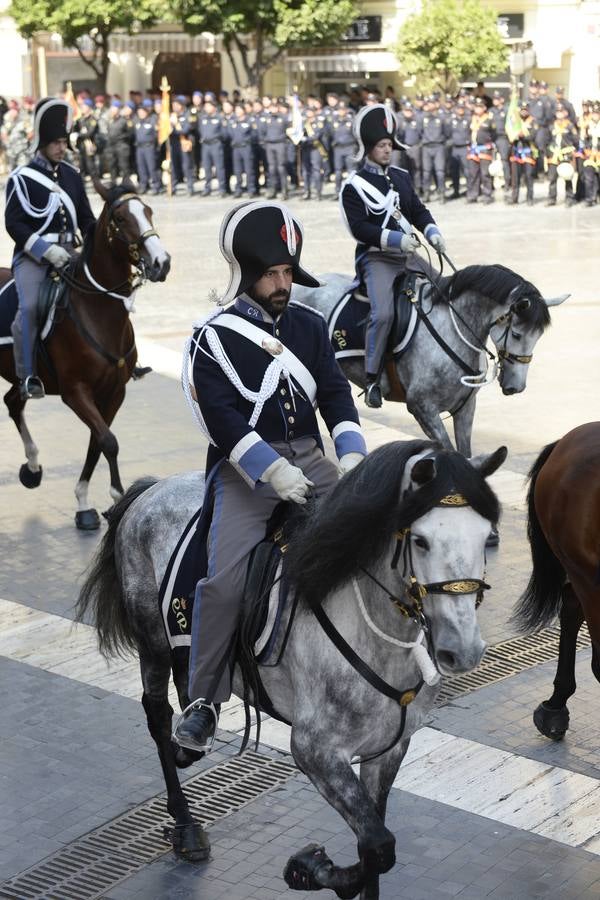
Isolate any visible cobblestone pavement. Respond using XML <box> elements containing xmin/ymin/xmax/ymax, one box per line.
<box><xmin>0</xmin><ymin>189</ymin><xmax>599</xmax><ymax>898</ymax></box>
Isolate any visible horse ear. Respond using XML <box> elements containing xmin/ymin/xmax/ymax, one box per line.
<box><xmin>93</xmin><ymin>177</ymin><xmax>109</xmax><ymax>201</ymax></box>
<box><xmin>470</xmin><ymin>446</ymin><xmax>508</xmax><ymax>478</ymax></box>
<box><xmin>411</xmin><ymin>458</ymin><xmax>436</xmax><ymax>485</ymax></box>
<box><xmin>543</xmin><ymin>293</ymin><xmax>570</xmax><ymax>307</ymax></box>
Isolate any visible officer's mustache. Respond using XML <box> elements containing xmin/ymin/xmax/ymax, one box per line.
<box><xmin>268</xmin><ymin>289</ymin><xmax>290</xmax><ymax>303</ymax></box>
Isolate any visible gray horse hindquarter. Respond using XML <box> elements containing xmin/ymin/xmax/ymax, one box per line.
<box><xmin>188</xmin><ymin>438</ymin><xmax>339</xmax><ymax>705</ymax></box>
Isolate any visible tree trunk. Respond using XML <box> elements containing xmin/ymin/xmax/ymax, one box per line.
<box><xmin>255</xmin><ymin>24</ymin><xmax>264</xmax><ymax>94</ymax></box>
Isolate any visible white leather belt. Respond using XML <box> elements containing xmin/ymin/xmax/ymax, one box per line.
<box><xmin>44</xmin><ymin>232</ymin><xmax>74</xmax><ymax>244</ymax></box>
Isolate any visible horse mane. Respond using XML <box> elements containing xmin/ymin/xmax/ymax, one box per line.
<box><xmin>80</xmin><ymin>182</ymin><xmax>139</xmax><ymax>265</ymax></box>
<box><xmin>445</xmin><ymin>264</ymin><xmax>550</xmax><ymax>331</ymax></box>
<box><xmin>284</xmin><ymin>440</ymin><xmax>500</xmax><ymax>608</ymax></box>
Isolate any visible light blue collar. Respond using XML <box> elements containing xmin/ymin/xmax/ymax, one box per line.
<box><xmin>33</xmin><ymin>152</ymin><xmax>55</xmax><ymax>172</ymax></box>
<box><xmin>234</xmin><ymin>294</ymin><xmax>274</xmax><ymax>324</ymax></box>
<box><xmin>363</xmin><ymin>160</ymin><xmax>387</xmax><ymax>176</ymax></box>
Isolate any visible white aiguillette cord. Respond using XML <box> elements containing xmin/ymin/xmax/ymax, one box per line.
<box><xmin>352</xmin><ymin>576</ymin><xmax>440</xmax><ymax>686</ymax></box>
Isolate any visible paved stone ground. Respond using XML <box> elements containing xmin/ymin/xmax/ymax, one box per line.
<box><xmin>0</xmin><ymin>190</ymin><xmax>599</xmax><ymax>898</ymax></box>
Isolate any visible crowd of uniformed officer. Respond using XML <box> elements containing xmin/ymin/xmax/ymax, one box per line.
<box><xmin>2</xmin><ymin>81</ymin><xmax>599</xmax><ymax>207</ymax></box>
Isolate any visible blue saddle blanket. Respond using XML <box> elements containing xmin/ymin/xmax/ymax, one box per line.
<box><xmin>158</xmin><ymin>508</ymin><xmax>293</xmax><ymax>668</ymax></box>
<box><xmin>0</xmin><ymin>279</ymin><xmax>17</xmax><ymax>345</ymax></box>
<box><xmin>0</xmin><ymin>273</ymin><xmax>65</xmax><ymax>345</ymax></box>
<box><xmin>327</xmin><ymin>279</ymin><xmax>421</xmax><ymax>362</ymax></box>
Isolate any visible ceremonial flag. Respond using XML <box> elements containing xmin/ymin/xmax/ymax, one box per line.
<box><xmin>64</xmin><ymin>81</ymin><xmax>81</xmax><ymax>121</ymax></box>
<box><xmin>287</xmin><ymin>92</ymin><xmax>304</xmax><ymax>146</ymax></box>
<box><xmin>157</xmin><ymin>75</ymin><xmax>172</xmax><ymax>145</ymax></box>
<box><xmin>505</xmin><ymin>90</ymin><xmax>522</xmax><ymax>143</ymax></box>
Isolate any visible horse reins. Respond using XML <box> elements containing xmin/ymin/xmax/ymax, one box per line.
<box><xmin>410</xmin><ymin>242</ymin><xmax>534</xmax><ymax>383</ymax></box>
<box><xmin>54</xmin><ymin>193</ymin><xmax>160</xmax><ymax>369</ymax></box>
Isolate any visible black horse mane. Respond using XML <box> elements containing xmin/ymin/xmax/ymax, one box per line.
<box><xmin>443</xmin><ymin>264</ymin><xmax>550</xmax><ymax>330</ymax></box>
<box><xmin>284</xmin><ymin>440</ymin><xmax>500</xmax><ymax>608</ymax></box>
<box><xmin>80</xmin><ymin>181</ymin><xmax>139</xmax><ymax>264</ymax></box>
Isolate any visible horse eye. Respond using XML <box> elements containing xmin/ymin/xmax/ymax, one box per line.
<box><xmin>413</xmin><ymin>536</ymin><xmax>429</xmax><ymax>551</ymax></box>
<box><xmin>511</xmin><ymin>332</ymin><xmax>522</xmax><ymax>341</ymax></box>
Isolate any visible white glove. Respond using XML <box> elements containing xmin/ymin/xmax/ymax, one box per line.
<box><xmin>400</xmin><ymin>233</ymin><xmax>420</xmax><ymax>253</ymax></box>
<box><xmin>261</xmin><ymin>457</ymin><xmax>314</xmax><ymax>505</ymax></box>
<box><xmin>43</xmin><ymin>244</ymin><xmax>70</xmax><ymax>269</ymax></box>
<box><xmin>338</xmin><ymin>452</ymin><xmax>364</xmax><ymax>476</ymax></box>
<box><xmin>429</xmin><ymin>232</ymin><xmax>447</xmax><ymax>254</ymax></box>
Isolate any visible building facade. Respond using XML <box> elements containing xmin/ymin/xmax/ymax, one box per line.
<box><xmin>1</xmin><ymin>0</ymin><xmax>598</xmax><ymax>107</ymax></box>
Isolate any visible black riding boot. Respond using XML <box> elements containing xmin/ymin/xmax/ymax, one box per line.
<box><xmin>173</xmin><ymin>701</ymin><xmax>220</xmax><ymax>754</ymax></box>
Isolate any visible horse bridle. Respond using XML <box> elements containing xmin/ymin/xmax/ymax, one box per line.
<box><xmin>106</xmin><ymin>193</ymin><xmax>160</xmax><ymax>268</ymax></box>
<box><xmin>360</xmin><ymin>491</ymin><xmax>490</xmax><ymax>624</ymax></box>
<box><xmin>58</xmin><ymin>192</ymin><xmax>159</xmax><ymax>298</ymax></box>
<box><xmin>493</xmin><ymin>307</ymin><xmax>534</xmax><ymax>368</ymax></box>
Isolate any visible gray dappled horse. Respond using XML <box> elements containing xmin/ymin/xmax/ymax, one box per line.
<box><xmin>77</xmin><ymin>439</ymin><xmax>506</xmax><ymax>900</ymax></box>
<box><xmin>293</xmin><ymin>263</ymin><xmax>568</xmax><ymax>456</ymax></box>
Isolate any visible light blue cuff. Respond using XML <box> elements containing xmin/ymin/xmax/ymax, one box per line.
<box><xmin>29</xmin><ymin>237</ymin><xmax>50</xmax><ymax>262</ymax></box>
<box><xmin>239</xmin><ymin>440</ymin><xmax>279</xmax><ymax>485</ymax></box>
<box><xmin>335</xmin><ymin>430</ymin><xmax>367</xmax><ymax>457</ymax></box>
<box><xmin>424</xmin><ymin>224</ymin><xmax>440</xmax><ymax>243</ymax></box>
<box><xmin>387</xmin><ymin>231</ymin><xmax>403</xmax><ymax>249</ymax></box>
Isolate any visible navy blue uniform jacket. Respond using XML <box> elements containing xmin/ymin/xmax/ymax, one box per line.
<box><xmin>341</xmin><ymin>163</ymin><xmax>437</xmax><ymax>262</ymax></box>
<box><xmin>191</xmin><ymin>296</ymin><xmax>366</xmax><ymax>485</ymax></box>
<box><xmin>5</xmin><ymin>157</ymin><xmax>95</xmax><ymax>262</ymax></box>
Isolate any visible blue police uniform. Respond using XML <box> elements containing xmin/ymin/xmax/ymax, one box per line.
<box><xmin>330</xmin><ymin>109</ymin><xmax>356</xmax><ymax>195</ymax></box>
<box><xmin>170</xmin><ymin>105</ymin><xmax>195</xmax><ymax>195</ymax></box>
<box><xmin>258</xmin><ymin>110</ymin><xmax>290</xmax><ymax>198</ymax></box>
<box><xmin>341</xmin><ymin>161</ymin><xmax>438</xmax><ymax>378</ymax></box>
<box><xmin>198</xmin><ymin>109</ymin><xmax>227</xmax><ymax>195</ymax></box>
<box><xmin>227</xmin><ymin>116</ymin><xmax>257</xmax><ymax>196</ymax></box>
<box><xmin>396</xmin><ymin>111</ymin><xmax>422</xmax><ymax>194</ymax></box>
<box><xmin>421</xmin><ymin>112</ymin><xmax>449</xmax><ymax>200</ymax></box>
<box><xmin>448</xmin><ymin>112</ymin><xmax>471</xmax><ymax>197</ymax></box>
<box><xmin>5</xmin><ymin>152</ymin><xmax>95</xmax><ymax>382</ymax></box>
<box><xmin>134</xmin><ymin>113</ymin><xmax>160</xmax><ymax>193</ymax></box>
<box><xmin>300</xmin><ymin>114</ymin><xmax>327</xmax><ymax>199</ymax></box>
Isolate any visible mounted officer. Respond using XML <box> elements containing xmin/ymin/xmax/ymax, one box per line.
<box><xmin>4</xmin><ymin>97</ymin><xmax>95</xmax><ymax>400</ymax></box>
<box><xmin>174</xmin><ymin>201</ymin><xmax>367</xmax><ymax>753</ymax></box>
<box><xmin>339</xmin><ymin>104</ymin><xmax>447</xmax><ymax>408</ymax></box>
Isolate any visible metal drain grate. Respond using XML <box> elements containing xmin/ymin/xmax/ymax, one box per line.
<box><xmin>0</xmin><ymin>751</ymin><xmax>296</xmax><ymax>900</ymax></box>
<box><xmin>436</xmin><ymin>621</ymin><xmax>591</xmax><ymax>704</ymax></box>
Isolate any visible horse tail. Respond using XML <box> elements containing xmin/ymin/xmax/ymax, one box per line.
<box><xmin>512</xmin><ymin>441</ymin><xmax>565</xmax><ymax>632</ymax></box>
<box><xmin>76</xmin><ymin>477</ymin><xmax>157</xmax><ymax>658</ymax></box>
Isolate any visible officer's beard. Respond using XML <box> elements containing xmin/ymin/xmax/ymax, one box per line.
<box><xmin>248</xmin><ymin>286</ymin><xmax>291</xmax><ymax>319</ymax></box>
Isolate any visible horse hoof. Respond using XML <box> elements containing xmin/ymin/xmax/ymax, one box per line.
<box><xmin>172</xmin><ymin>741</ymin><xmax>204</xmax><ymax>768</ymax></box>
<box><xmin>533</xmin><ymin>702</ymin><xmax>569</xmax><ymax>740</ymax></box>
<box><xmin>75</xmin><ymin>508</ymin><xmax>101</xmax><ymax>531</ymax></box>
<box><xmin>19</xmin><ymin>463</ymin><xmax>42</xmax><ymax>489</ymax></box>
<box><xmin>486</xmin><ymin>525</ymin><xmax>500</xmax><ymax>548</ymax></box>
<box><xmin>164</xmin><ymin>823</ymin><xmax>210</xmax><ymax>862</ymax></box>
<box><xmin>284</xmin><ymin>844</ymin><xmax>340</xmax><ymax>894</ymax></box>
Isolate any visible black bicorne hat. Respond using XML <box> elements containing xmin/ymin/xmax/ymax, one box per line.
<box><xmin>352</xmin><ymin>103</ymin><xmax>402</xmax><ymax>158</ymax></box>
<box><xmin>32</xmin><ymin>98</ymin><xmax>72</xmax><ymax>152</ymax></box>
<box><xmin>218</xmin><ymin>201</ymin><xmax>321</xmax><ymax>306</ymax></box>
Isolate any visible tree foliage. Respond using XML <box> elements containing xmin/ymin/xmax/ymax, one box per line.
<box><xmin>175</xmin><ymin>0</ymin><xmax>358</xmax><ymax>91</ymax></box>
<box><xmin>394</xmin><ymin>0</ymin><xmax>508</xmax><ymax>94</ymax></box>
<box><xmin>9</xmin><ymin>0</ymin><xmax>167</xmax><ymax>90</ymax></box>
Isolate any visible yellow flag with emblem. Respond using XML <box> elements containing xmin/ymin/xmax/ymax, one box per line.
<box><xmin>157</xmin><ymin>76</ymin><xmax>172</xmax><ymax>146</ymax></box>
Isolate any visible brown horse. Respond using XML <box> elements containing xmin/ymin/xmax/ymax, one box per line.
<box><xmin>0</xmin><ymin>180</ymin><xmax>170</xmax><ymax>529</ymax></box>
<box><xmin>513</xmin><ymin>422</ymin><xmax>600</xmax><ymax>739</ymax></box>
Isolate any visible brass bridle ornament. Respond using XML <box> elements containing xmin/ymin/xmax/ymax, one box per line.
<box><xmin>363</xmin><ymin>491</ymin><xmax>491</xmax><ymax>621</ymax></box>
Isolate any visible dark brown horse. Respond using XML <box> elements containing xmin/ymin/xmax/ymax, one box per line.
<box><xmin>513</xmin><ymin>422</ymin><xmax>600</xmax><ymax>739</ymax></box>
<box><xmin>0</xmin><ymin>180</ymin><xmax>170</xmax><ymax>529</ymax></box>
